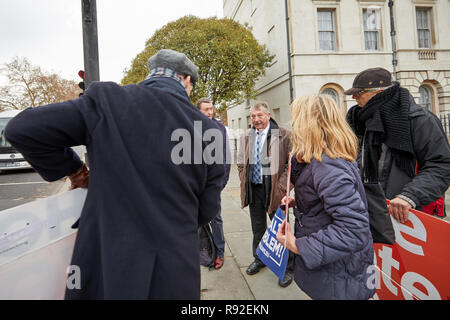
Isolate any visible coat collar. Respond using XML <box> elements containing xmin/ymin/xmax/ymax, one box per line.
<box><xmin>138</xmin><ymin>77</ymin><xmax>191</xmax><ymax>104</ymax></box>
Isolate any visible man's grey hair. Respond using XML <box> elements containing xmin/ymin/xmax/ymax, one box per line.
<box><xmin>195</xmin><ymin>97</ymin><xmax>213</xmax><ymax>110</ymax></box>
<box><xmin>251</xmin><ymin>101</ymin><xmax>270</xmax><ymax>114</ymax></box>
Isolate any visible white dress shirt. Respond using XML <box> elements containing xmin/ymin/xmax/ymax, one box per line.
<box><xmin>253</xmin><ymin>123</ymin><xmax>270</xmax><ymax>181</ymax></box>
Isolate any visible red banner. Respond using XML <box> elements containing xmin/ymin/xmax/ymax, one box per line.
<box><xmin>373</xmin><ymin>205</ymin><xmax>450</xmax><ymax>300</ymax></box>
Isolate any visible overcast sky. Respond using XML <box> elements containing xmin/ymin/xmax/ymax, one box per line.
<box><xmin>0</xmin><ymin>0</ymin><xmax>223</xmax><ymax>84</ymax></box>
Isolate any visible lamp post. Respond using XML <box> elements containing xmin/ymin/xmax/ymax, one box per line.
<box><xmin>81</xmin><ymin>0</ymin><xmax>100</xmax><ymax>88</ymax></box>
<box><xmin>284</xmin><ymin>0</ymin><xmax>294</xmax><ymax>104</ymax></box>
<box><xmin>388</xmin><ymin>0</ymin><xmax>398</xmax><ymax>81</ymax></box>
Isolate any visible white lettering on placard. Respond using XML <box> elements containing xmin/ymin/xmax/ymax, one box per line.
<box><xmin>375</xmin><ymin>210</ymin><xmax>444</xmax><ymax>300</ymax></box>
<box><xmin>258</xmin><ymin>244</ymin><xmax>270</xmax><ymax>258</ymax></box>
<box><xmin>391</xmin><ymin>213</ymin><xmax>426</xmax><ymax>256</ymax></box>
<box><xmin>270</xmin><ymin>220</ymin><xmax>278</xmax><ymax>233</ymax></box>
<box><xmin>378</xmin><ymin>246</ymin><xmax>400</xmax><ymax>295</ymax></box>
<box><xmin>401</xmin><ymin>272</ymin><xmax>441</xmax><ymax>300</ymax></box>
<box><xmin>262</xmin><ymin>233</ymin><xmax>282</xmax><ymax>258</ymax></box>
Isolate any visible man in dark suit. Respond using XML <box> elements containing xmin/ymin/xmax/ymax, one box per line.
<box><xmin>5</xmin><ymin>49</ymin><xmax>224</xmax><ymax>299</ymax></box>
<box><xmin>196</xmin><ymin>97</ymin><xmax>231</xmax><ymax>269</ymax></box>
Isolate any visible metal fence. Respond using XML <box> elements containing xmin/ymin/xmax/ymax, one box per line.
<box><xmin>440</xmin><ymin>113</ymin><xmax>450</xmax><ymax>141</ymax></box>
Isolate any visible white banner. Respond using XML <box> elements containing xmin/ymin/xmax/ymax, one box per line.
<box><xmin>0</xmin><ymin>188</ymin><xmax>87</xmax><ymax>299</ymax></box>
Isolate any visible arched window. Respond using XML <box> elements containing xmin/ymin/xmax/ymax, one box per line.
<box><xmin>321</xmin><ymin>88</ymin><xmax>339</xmax><ymax>104</ymax></box>
<box><xmin>320</xmin><ymin>84</ymin><xmax>346</xmax><ymax>109</ymax></box>
<box><xmin>418</xmin><ymin>85</ymin><xmax>432</xmax><ymax>112</ymax></box>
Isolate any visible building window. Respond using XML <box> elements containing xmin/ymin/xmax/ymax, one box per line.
<box><xmin>418</xmin><ymin>86</ymin><xmax>432</xmax><ymax>112</ymax></box>
<box><xmin>317</xmin><ymin>10</ymin><xmax>336</xmax><ymax>51</ymax></box>
<box><xmin>320</xmin><ymin>83</ymin><xmax>345</xmax><ymax>109</ymax></box>
<box><xmin>363</xmin><ymin>8</ymin><xmax>381</xmax><ymax>50</ymax></box>
<box><xmin>416</xmin><ymin>8</ymin><xmax>432</xmax><ymax>48</ymax></box>
<box><xmin>321</xmin><ymin>88</ymin><xmax>339</xmax><ymax>105</ymax></box>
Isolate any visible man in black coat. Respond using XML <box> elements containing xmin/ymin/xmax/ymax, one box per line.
<box><xmin>345</xmin><ymin>67</ymin><xmax>450</xmax><ymax>223</ymax></box>
<box><xmin>195</xmin><ymin>97</ymin><xmax>231</xmax><ymax>269</ymax></box>
<box><xmin>5</xmin><ymin>49</ymin><xmax>225</xmax><ymax>299</ymax></box>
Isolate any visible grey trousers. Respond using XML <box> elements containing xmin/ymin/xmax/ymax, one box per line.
<box><xmin>211</xmin><ymin>206</ymin><xmax>225</xmax><ymax>258</ymax></box>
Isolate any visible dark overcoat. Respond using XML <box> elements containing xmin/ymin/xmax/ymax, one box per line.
<box><xmin>211</xmin><ymin>117</ymin><xmax>231</xmax><ymax>189</ymax></box>
<box><xmin>5</xmin><ymin>77</ymin><xmax>224</xmax><ymax>299</ymax></box>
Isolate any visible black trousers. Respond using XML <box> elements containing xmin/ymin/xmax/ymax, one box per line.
<box><xmin>249</xmin><ymin>183</ymin><xmax>294</xmax><ymax>273</ymax></box>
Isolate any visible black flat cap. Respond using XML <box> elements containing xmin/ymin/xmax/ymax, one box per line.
<box><xmin>147</xmin><ymin>49</ymin><xmax>199</xmax><ymax>82</ymax></box>
<box><xmin>344</xmin><ymin>67</ymin><xmax>392</xmax><ymax>95</ymax></box>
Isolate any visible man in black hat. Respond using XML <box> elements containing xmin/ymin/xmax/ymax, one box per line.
<box><xmin>5</xmin><ymin>49</ymin><xmax>225</xmax><ymax>299</ymax></box>
<box><xmin>345</xmin><ymin>67</ymin><xmax>450</xmax><ymax>223</ymax></box>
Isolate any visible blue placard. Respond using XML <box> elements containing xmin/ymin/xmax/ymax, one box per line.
<box><xmin>256</xmin><ymin>207</ymin><xmax>288</xmax><ymax>280</ymax></box>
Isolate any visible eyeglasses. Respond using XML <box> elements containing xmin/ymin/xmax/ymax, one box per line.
<box><xmin>354</xmin><ymin>90</ymin><xmax>376</xmax><ymax>97</ymax></box>
<box><xmin>354</xmin><ymin>90</ymin><xmax>368</xmax><ymax>96</ymax></box>
<box><xmin>355</xmin><ymin>88</ymin><xmax>381</xmax><ymax>96</ymax></box>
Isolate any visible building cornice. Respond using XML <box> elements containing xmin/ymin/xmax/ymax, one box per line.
<box><xmin>312</xmin><ymin>0</ymin><xmax>341</xmax><ymax>4</ymax></box>
<box><xmin>291</xmin><ymin>51</ymin><xmax>392</xmax><ymax>56</ymax></box>
<box><xmin>356</xmin><ymin>0</ymin><xmax>386</xmax><ymax>3</ymax></box>
<box><xmin>411</xmin><ymin>0</ymin><xmax>437</xmax><ymax>4</ymax></box>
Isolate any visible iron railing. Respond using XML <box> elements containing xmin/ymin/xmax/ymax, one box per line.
<box><xmin>440</xmin><ymin>113</ymin><xmax>450</xmax><ymax>140</ymax></box>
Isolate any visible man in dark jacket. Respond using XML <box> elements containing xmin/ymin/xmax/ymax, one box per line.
<box><xmin>5</xmin><ymin>49</ymin><xmax>225</xmax><ymax>299</ymax></box>
<box><xmin>345</xmin><ymin>67</ymin><xmax>450</xmax><ymax>223</ymax></box>
<box><xmin>196</xmin><ymin>97</ymin><xmax>231</xmax><ymax>269</ymax></box>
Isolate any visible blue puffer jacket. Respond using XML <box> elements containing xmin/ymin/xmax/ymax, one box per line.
<box><xmin>291</xmin><ymin>154</ymin><xmax>376</xmax><ymax>300</ymax></box>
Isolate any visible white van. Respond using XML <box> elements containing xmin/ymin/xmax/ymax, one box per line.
<box><xmin>0</xmin><ymin>110</ymin><xmax>32</xmax><ymax>171</ymax></box>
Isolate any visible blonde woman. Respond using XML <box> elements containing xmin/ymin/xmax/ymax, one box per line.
<box><xmin>276</xmin><ymin>94</ymin><xmax>376</xmax><ymax>300</ymax></box>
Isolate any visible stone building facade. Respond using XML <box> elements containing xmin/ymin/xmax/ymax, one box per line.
<box><xmin>223</xmin><ymin>0</ymin><xmax>450</xmax><ymax>133</ymax></box>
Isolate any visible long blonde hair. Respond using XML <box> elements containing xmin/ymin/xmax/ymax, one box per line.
<box><xmin>290</xmin><ymin>94</ymin><xmax>358</xmax><ymax>163</ymax></box>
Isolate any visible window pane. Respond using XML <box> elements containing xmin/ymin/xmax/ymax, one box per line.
<box><xmin>319</xmin><ymin>31</ymin><xmax>335</xmax><ymax>51</ymax></box>
<box><xmin>365</xmin><ymin>31</ymin><xmax>378</xmax><ymax>50</ymax></box>
<box><xmin>416</xmin><ymin>10</ymin><xmax>424</xmax><ymax>28</ymax></box>
<box><xmin>322</xmin><ymin>88</ymin><xmax>339</xmax><ymax>105</ymax></box>
<box><xmin>318</xmin><ymin>10</ymin><xmax>335</xmax><ymax>51</ymax></box>
<box><xmin>419</xmin><ymin>86</ymin><xmax>432</xmax><ymax>112</ymax></box>
<box><xmin>416</xmin><ymin>8</ymin><xmax>431</xmax><ymax>48</ymax></box>
<box><xmin>363</xmin><ymin>9</ymin><xmax>380</xmax><ymax>50</ymax></box>
<box><xmin>318</xmin><ymin>11</ymin><xmax>333</xmax><ymax>31</ymax></box>
<box><xmin>416</xmin><ymin>9</ymin><xmax>429</xmax><ymax>29</ymax></box>
<box><xmin>418</xmin><ymin>30</ymin><xmax>431</xmax><ymax>48</ymax></box>
<box><xmin>364</xmin><ymin>10</ymin><xmax>377</xmax><ymax>31</ymax></box>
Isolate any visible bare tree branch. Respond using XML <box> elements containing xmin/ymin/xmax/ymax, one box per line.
<box><xmin>0</xmin><ymin>57</ymin><xmax>81</xmax><ymax>111</ymax></box>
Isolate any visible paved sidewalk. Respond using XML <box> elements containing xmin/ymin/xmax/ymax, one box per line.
<box><xmin>199</xmin><ymin>165</ymin><xmax>311</xmax><ymax>300</ymax></box>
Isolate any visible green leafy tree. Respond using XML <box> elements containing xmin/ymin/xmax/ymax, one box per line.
<box><xmin>121</xmin><ymin>16</ymin><xmax>274</xmax><ymax>120</ymax></box>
